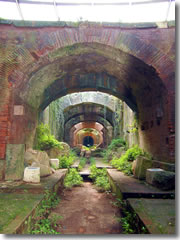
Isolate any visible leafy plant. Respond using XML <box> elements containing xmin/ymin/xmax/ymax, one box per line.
<box><xmin>59</xmin><ymin>152</ymin><xmax>76</xmax><ymax>168</ymax></box>
<box><xmin>89</xmin><ymin>165</ymin><xmax>107</xmax><ymax>181</ymax></box>
<box><xmin>107</xmin><ymin>138</ymin><xmax>127</xmax><ymax>151</ymax></box>
<box><xmin>103</xmin><ymin>138</ymin><xmax>127</xmax><ymax>162</ymax></box>
<box><xmin>89</xmin><ymin>157</ymin><xmax>95</xmax><ymax>166</ymax></box>
<box><xmin>35</xmin><ymin>123</ymin><xmax>63</xmax><ymax>151</ymax></box>
<box><xmin>124</xmin><ymin>145</ymin><xmax>143</xmax><ymax>161</ymax></box>
<box><xmin>90</xmin><ymin>165</ymin><xmax>110</xmax><ymax>191</ymax></box>
<box><xmin>78</xmin><ymin>157</ymin><xmax>87</xmax><ymax>171</ymax></box>
<box><xmin>114</xmin><ymin>198</ymin><xmax>148</xmax><ymax>234</ymax></box>
<box><xmin>64</xmin><ymin>168</ymin><xmax>83</xmax><ymax>188</ymax></box>
<box><xmin>30</xmin><ymin>190</ymin><xmax>61</xmax><ymax>234</ymax></box>
<box><xmin>110</xmin><ymin>145</ymin><xmax>144</xmax><ymax>175</ymax></box>
<box><xmin>95</xmin><ymin>175</ymin><xmax>110</xmax><ymax>191</ymax></box>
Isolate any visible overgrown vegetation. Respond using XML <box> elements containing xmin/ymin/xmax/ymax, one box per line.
<box><xmin>30</xmin><ymin>191</ymin><xmax>61</xmax><ymax>234</ymax></box>
<box><xmin>35</xmin><ymin>123</ymin><xmax>63</xmax><ymax>151</ymax></box>
<box><xmin>113</xmin><ymin>198</ymin><xmax>148</xmax><ymax>234</ymax></box>
<box><xmin>107</xmin><ymin>138</ymin><xmax>127</xmax><ymax>151</ymax></box>
<box><xmin>89</xmin><ymin>157</ymin><xmax>96</xmax><ymax>165</ymax></box>
<box><xmin>64</xmin><ymin>168</ymin><xmax>83</xmax><ymax>188</ymax></box>
<box><xmin>78</xmin><ymin>157</ymin><xmax>87</xmax><ymax>171</ymax></box>
<box><xmin>111</xmin><ymin>145</ymin><xmax>151</xmax><ymax>176</ymax></box>
<box><xmin>58</xmin><ymin>151</ymin><xmax>76</xmax><ymax>168</ymax></box>
<box><xmin>90</xmin><ymin>165</ymin><xmax>110</xmax><ymax>191</ymax></box>
<box><xmin>103</xmin><ymin>138</ymin><xmax>127</xmax><ymax>162</ymax></box>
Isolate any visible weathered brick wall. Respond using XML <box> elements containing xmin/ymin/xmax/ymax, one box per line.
<box><xmin>0</xmin><ymin>21</ymin><xmax>175</xmax><ymax>179</ymax></box>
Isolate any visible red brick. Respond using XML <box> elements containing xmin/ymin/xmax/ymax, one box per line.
<box><xmin>0</xmin><ymin>143</ymin><xmax>6</xmax><ymax>159</ymax></box>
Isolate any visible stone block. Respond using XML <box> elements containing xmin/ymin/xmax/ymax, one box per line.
<box><xmin>50</xmin><ymin>158</ymin><xmax>59</xmax><ymax>168</ymax></box>
<box><xmin>23</xmin><ymin>167</ymin><xmax>40</xmax><ymax>183</ymax></box>
<box><xmin>146</xmin><ymin>169</ymin><xmax>175</xmax><ymax>190</ymax></box>
<box><xmin>46</xmin><ymin>142</ymin><xmax>70</xmax><ymax>158</ymax></box>
<box><xmin>31</xmin><ymin>162</ymin><xmax>52</xmax><ymax>177</ymax></box>
<box><xmin>0</xmin><ymin>160</ymin><xmax>5</xmax><ymax>180</ymax></box>
<box><xmin>24</xmin><ymin>148</ymin><xmax>50</xmax><ymax>166</ymax></box>
<box><xmin>132</xmin><ymin>156</ymin><xmax>152</xmax><ymax>180</ymax></box>
<box><xmin>5</xmin><ymin>144</ymin><xmax>25</xmax><ymax>180</ymax></box>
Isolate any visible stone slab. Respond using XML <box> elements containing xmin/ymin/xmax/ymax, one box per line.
<box><xmin>95</xmin><ymin>158</ymin><xmax>112</xmax><ymax>169</ymax></box>
<box><xmin>0</xmin><ymin>169</ymin><xmax>67</xmax><ymax>194</ymax></box>
<box><xmin>0</xmin><ymin>169</ymin><xmax>67</xmax><ymax>234</ymax></box>
<box><xmin>5</xmin><ymin>144</ymin><xmax>25</xmax><ymax>181</ymax></box>
<box><xmin>107</xmin><ymin>169</ymin><xmax>174</xmax><ymax>199</ymax></box>
<box><xmin>127</xmin><ymin>198</ymin><xmax>175</xmax><ymax>234</ymax></box>
<box><xmin>0</xmin><ymin>193</ymin><xmax>43</xmax><ymax>234</ymax></box>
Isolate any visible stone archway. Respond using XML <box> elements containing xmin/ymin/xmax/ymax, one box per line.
<box><xmin>0</xmin><ymin>23</ymin><xmax>175</xmax><ymax>180</ymax></box>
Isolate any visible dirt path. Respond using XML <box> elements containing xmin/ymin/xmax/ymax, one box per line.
<box><xmin>52</xmin><ymin>182</ymin><xmax>123</xmax><ymax>234</ymax></box>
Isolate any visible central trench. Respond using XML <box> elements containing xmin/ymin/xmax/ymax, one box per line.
<box><xmin>51</xmin><ymin>181</ymin><xmax>122</xmax><ymax>234</ymax></box>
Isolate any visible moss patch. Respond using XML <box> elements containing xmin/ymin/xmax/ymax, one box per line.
<box><xmin>0</xmin><ymin>193</ymin><xmax>43</xmax><ymax>233</ymax></box>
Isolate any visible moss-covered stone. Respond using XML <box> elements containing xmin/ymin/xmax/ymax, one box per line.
<box><xmin>5</xmin><ymin>144</ymin><xmax>25</xmax><ymax>181</ymax></box>
<box><xmin>146</xmin><ymin>170</ymin><xmax>175</xmax><ymax>190</ymax></box>
<box><xmin>132</xmin><ymin>156</ymin><xmax>152</xmax><ymax>180</ymax></box>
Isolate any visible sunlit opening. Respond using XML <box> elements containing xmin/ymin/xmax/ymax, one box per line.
<box><xmin>0</xmin><ymin>0</ymin><xmax>175</xmax><ymax>23</ymax></box>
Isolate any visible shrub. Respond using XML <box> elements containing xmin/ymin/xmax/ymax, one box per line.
<box><xmin>107</xmin><ymin>138</ymin><xmax>126</xmax><ymax>151</ymax></box>
<box><xmin>59</xmin><ymin>152</ymin><xmax>76</xmax><ymax>168</ymax></box>
<box><xmin>95</xmin><ymin>176</ymin><xmax>111</xmax><ymax>191</ymax></box>
<box><xmin>125</xmin><ymin>145</ymin><xmax>143</xmax><ymax>161</ymax></box>
<box><xmin>64</xmin><ymin>168</ymin><xmax>83</xmax><ymax>188</ymax></box>
<box><xmin>103</xmin><ymin>138</ymin><xmax>127</xmax><ymax>162</ymax></box>
<box><xmin>110</xmin><ymin>145</ymin><xmax>144</xmax><ymax>175</ymax></box>
<box><xmin>89</xmin><ymin>165</ymin><xmax>107</xmax><ymax>181</ymax></box>
<box><xmin>35</xmin><ymin>123</ymin><xmax>63</xmax><ymax>151</ymax></box>
<box><xmin>90</xmin><ymin>165</ymin><xmax>110</xmax><ymax>191</ymax></box>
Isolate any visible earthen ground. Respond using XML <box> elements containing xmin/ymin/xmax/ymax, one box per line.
<box><xmin>52</xmin><ymin>182</ymin><xmax>123</xmax><ymax>234</ymax></box>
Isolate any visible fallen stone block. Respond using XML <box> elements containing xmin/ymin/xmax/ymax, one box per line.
<box><xmin>23</xmin><ymin>167</ymin><xmax>40</xmax><ymax>183</ymax></box>
<box><xmin>146</xmin><ymin>168</ymin><xmax>175</xmax><ymax>190</ymax></box>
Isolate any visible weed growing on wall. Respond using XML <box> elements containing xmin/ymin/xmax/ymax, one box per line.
<box><xmin>64</xmin><ymin>168</ymin><xmax>83</xmax><ymax>188</ymax></box>
<box><xmin>90</xmin><ymin>165</ymin><xmax>110</xmax><ymax>192</ymax></box>
<box><xmin>30</xmin><ymin>190</ymin><xmax>61</xmax><ymax>234</ymax></box>
<box><xmin>114</xmin><ymin>198</ymin><xmax>148</xmax><ymax>234</ymax></box>
<box><xmin>35</xmin><ymin>123</ymin><xmax>63</xmax><ymax>151</ymax></box>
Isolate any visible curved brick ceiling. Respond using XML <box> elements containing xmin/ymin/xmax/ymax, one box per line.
<box><xmin>63</xmin><ymin>102</ymin><xmax>115</xmax><ymax>126</ymax></box>
<box><xmin>14</xmin><ymin>42</ymin><xmax>167</xmax><ymax>113</ymax></box>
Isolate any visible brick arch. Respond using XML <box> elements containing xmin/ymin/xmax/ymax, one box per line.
<box><xmin>63</xmin><ymin>102</ymin><xmax>115</xmax><ymax>126</ymax></box>
<box><xmin>64</xmin><ymin>114</ymin><xmax>113</xmax><ymax>147</ymax></box>
<box><xmin>0</xmin><ymin>24</ymin><xmax>175</xmax><ymax>180</ymax></box>
<box><xmin>71</xmin><ymin>122</ymin><xmax>104</xmax><ymax>147</ymax></box>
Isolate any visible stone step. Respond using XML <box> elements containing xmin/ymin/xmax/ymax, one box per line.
<box><xmin>107</xmin><ymin>169</ymin><xmax>175</xmax><ymax>199</ymax></box>
<box><xmin>127</xmin><ymin>198</ymin><xmax>175</xmax><ymax>234</ymax></box>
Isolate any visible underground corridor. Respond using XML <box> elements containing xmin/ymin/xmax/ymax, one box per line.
<box><xmin>0</xmin><ymin>0</ymin><xmax>175</xmax><ymax>235</ymax></box>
